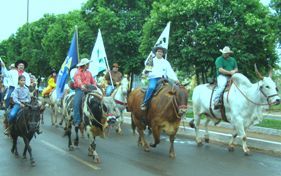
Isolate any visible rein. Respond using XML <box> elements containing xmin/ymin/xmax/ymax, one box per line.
<box><xmin>171</xmin><ymin>85</ymin><xmax>187</xmax><ymax>119</ymax></box>
<box><xmin>85</xmin><ymin>93</ymin><xmax>106</xmax><ymax>128</ymax></box>
<box><xmin>232</xmin><ymin>81</ymin><xmax>275</xmax><ymax>106</ymax></box>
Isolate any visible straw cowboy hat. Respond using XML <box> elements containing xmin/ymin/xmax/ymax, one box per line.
<box><xmin>77</xmin><ymin>58</ymin><xmax>92</xmax><ymax>67</ymax></box>
<box><xmin>152</xmin><ymin>44</ymin><xmax>167</xmax><ymax>54</ymax></box>
<box><xmin>219</xmin><ymin>46</ymin><xmax>234</xmax><ymax>54</ymax></box>
<box><xmin>15</xmin><ymin>60</ymin><xmax>28</xmax><ymax>68</ymax></box>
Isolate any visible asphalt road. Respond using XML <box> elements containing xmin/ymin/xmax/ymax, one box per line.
<box><xmin>0</xmin><ymin>109</ymin><xmax>281</xmax><ymax>176</ymax></box>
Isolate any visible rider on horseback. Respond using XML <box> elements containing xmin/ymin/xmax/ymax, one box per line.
<box><xmin>104</xmin><ymin>63</ymin><xmax>122</xmax><ymax>96</ymax></box>
<box><xmin>42</xmin><ymin>68</ymin><xmax>57</xmax><ymax>97</ymax></box>
<box><xmin>140</xmin><ymin>44</ymin><xmax>179</xmax><ymax>111</ymax></box>
<box><xmin>4</xmin><ymin>75</ymin><xmax>41</xmax><ymax>135</ymax></box>
<box><xmin>73</xmin><ymin>58</ymin><xmax>97</xmax><ymax>128</ymax></box>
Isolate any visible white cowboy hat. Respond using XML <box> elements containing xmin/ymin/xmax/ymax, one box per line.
<box><xmin>77</xmin><ymin>58</ymin><xmax>92</xmax><ymax>67</ymax></box>
<box><xmin>219</xmin><ymin>46</ymin><xmax>234</xmax><ymax>54</ymax></box>
<box><xmin>152</xmin><ymin>44</ymin><xmax>167</xmax><ymax>54</ymax></box>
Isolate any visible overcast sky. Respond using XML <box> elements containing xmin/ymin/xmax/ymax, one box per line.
<box><xmin>0</xmin><ymin>0</ymin><xmax>87</xmax><ymax>42</ymax></box>
<box><xmin>0</xmin><ymin>0</ymin><xmax>271</xmax><ymax>42</ymax></box>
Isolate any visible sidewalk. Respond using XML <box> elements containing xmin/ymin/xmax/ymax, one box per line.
<box><xmin>123</xmin><ymin>112</ymin><xmax>281</xmax><ymax>156</ymax></box>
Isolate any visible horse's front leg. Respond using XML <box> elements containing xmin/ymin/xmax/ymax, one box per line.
<box><xmin>86</xmin><ymin>126</ymin><xmax>100</xmax><ymax>163</ymax></box>
<box><xmin>11</xmin><ymin>136</ymin><xmax>19</xmax><ymax>157</ymax></box>
<box><xmin>65</xmin><ymin>119</ymin><xmax>74</xmax><ymax>151</ymax></box>
<box><xmin>150</xmin><ymin>124</ymin><xmax>160</xmax><ymax>148</ymax></box>
<box><xmin>169</xmin><ymin>134</ymin><xmax>176</xmax><ymax>159</ymax></box>
<box><xmin>23</xmin><ymin>137</ymin><xmax>35</xmax><ymax>166</ymax></box>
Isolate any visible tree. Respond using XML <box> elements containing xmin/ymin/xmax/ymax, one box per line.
<box><xmin>141</xmin><ymin>0</ymin><xmax>278</xmax><ymax>83</ymax></box>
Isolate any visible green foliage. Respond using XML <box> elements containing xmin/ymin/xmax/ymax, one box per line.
<box><xmin>257</xmin><ymin>119</ymin><xmax>281</xmax><ymax>130</ymax></box>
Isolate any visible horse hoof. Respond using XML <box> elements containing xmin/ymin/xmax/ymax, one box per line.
<box><xmin>15</xmin><ymin>153</ymin><xmax>19</xmax><ymax>158</ymax></box>
<box><xmin>94</xmin><ymin>157</ymin><xmax>101</xmax><ymax>164</ymax></box>
<box><xmin>244</xmin><ymin>151</ymin><xmax>251</xmax><ymax>156</ymax></box>
<box><xmin>69</xmin><ymin>146</ymin><xmax>74</xmax><ymax>151</ymax></box>
<box><xmin>31</xmin><ymin>160</ymin><xmax>36</xmax><ymax>167</ymax></box>
<box><xmin>144</xmin><ymin>146</ymin><xmax>150</xmax><ymax>152</ymax></box>
<box><xmin>228</xmin><ymin>146</ymin><xmax>235</xmax><ymax>152</ymax></box>
<box><xmin>150</xmin><ymin>143</ymin><xmax>157</xmax><ymax>148</ymax></box>
<box><xmin>169</xmin><ymin>153</ymin><xmax>176</xmax><ymax>159</ymax></box>
<box><xmin>74</xmin><ymin>140</ymin><xmax>79</xmax><ymax>146</ymax></box>
<box><xmin>23</xmin><ymin>156</ymin><xmax>27</xmax><ymax>159</ymax></box>
<box><xmin>197</xmin><ymin>141</ymin><xmax>203</xmax><ymax>147</ymax></box>
<box><xmin>205</xmin><ymin>138</ymin><xmax>209</xmax><ymax>143</ymax></box>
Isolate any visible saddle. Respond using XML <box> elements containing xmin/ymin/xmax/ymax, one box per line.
<box><xmin>209</xmin><ymin>80</ymin><xmax>233</xmax><ymax>122</ymax></box>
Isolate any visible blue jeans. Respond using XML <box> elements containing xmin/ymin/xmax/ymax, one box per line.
<box><xmin>105</xmin><ymin>85</ymin><xmax>114</xmax><ymax>96</ymax></box>
<box><xmin>143</xmin><ymin>78</ymin><xmax>161</xmax><ymax>105</ymax></box>
<box><xmin>73</xmin><ymin>89</ymin><xmax>84</xmax><ymax>127</ymax></box>
<box><xmin>8</xmin><ymin>103</ymin><xmax>21</xmax><ymax>123</ymax></box>
<box><xmin>5</xmin><ymin>86</ymin><xmax>15</xmax><ymax>109</ymax></box>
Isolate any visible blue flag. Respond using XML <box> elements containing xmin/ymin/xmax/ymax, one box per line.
<box><xmin>56</xmin><ymin>31</ymin><xmax>78</xmax><ymax>99</ymax></box>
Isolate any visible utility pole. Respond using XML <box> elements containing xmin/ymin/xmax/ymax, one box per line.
<box><xmin>27</xmin><ymin>0</ymin><xmax>29</xmax><ymax>24</ymax></box>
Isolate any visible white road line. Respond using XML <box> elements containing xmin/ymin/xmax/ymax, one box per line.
<box><xmin>40</xmin><ymin>140</ymin><xmax>100</xmax><ymax>170</ymax></box>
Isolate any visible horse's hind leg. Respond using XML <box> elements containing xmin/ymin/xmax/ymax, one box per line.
<box><xmin>228</xmin><ymin>128</ymin><xmax>237</xmax><ymax>152</ymax></box>
<box><xmin>65</xmin><ymin>120</ymin><xmax>74</xmax><ymax>150</ymax></box>
<box><xmin>204</xmin><ymin>118</ymin><xmax>211</xmax><ymax>143</ymax></box>
<box><xmin>74</xmin><ymin>126</ymin><xmax>79</xmax><ymax>146</ymax></box>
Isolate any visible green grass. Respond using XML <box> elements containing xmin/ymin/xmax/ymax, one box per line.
<box><xmin>256</xmin><ymin>119</ymin><xmax>281</xmax><ymax>130</ymax></box>
<box><xmin>186</xmin><ymin>111</ymin><xmax>281</xmax><ymax>130</ymax></box>
<box><xmin>268</xmin><ymin>104</ymin><xmax>281</xmax><ymax>112</ymax></box>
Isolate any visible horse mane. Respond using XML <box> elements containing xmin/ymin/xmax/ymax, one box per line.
<box><xmin>231</xmin><ymin>73</ymin><xmax>252</xmax><ymax>88</ymax></box>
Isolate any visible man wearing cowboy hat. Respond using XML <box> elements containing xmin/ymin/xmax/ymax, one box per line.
<box><xmin>104</xmin><ymin>63</ymin><xmax>122</xmax><ymax>96</ymax></box>
<box><xmin>140</xmin><ymin>44</ymin><xmax>178</xmax><ymax>111</ymax></box>
<box><xmin>213</xmin><ymin>46</ymin><xmax>238</xmax><ymax>109</ymax></box>
<box><xmin>73</xmin><ymin>58</ymin><xmax>97</xmax><ymax>128</ymax></box>
<box><xmin>1</xmin><ymin>59</ymin><xmax>31</xmax><ymax>109</ymax></box>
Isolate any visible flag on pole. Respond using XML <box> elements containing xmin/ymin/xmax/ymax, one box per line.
<box><xmin>89</xmin><ymin>29</ymin><xmax>108</xmax><ymax>77</ymax></box>
<box><xmin>56</xmin><ymin>30</ymin><xmax>79</xmax><ymax>99</ymax></box>
<box><xmin>144</xmin><ymin>22</ymin><xmax>171</xmax><ymax>72</ymax></box>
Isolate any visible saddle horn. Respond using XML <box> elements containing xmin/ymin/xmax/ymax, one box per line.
<box><xmin>254</xmin><ymin>64</ymin><xmax>264</xmax><ymax>80</ymax></box>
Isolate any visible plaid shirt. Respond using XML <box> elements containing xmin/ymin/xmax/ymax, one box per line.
<box><xmin>12</xmin><ymin>86</ymin><xmax>31</xmax><ymax>104</ymax></box>
<box><xmin>73</xmin><ymin>67</ymin><xmax>96</xmax><ymax>89</ymax></box>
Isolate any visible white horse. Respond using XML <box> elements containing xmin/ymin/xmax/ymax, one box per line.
<box><xmin>39</xmin><ymin>90</ymin><xmax>62</xmax><ymax>126</ymax></box>
<box><xmin>109</xmin><ymin>77</ymin><xmax>129</xmax><ymax>134</ymax></box>
<box><xmin>190</xmin><ymin>69</ymin><xmax>280</xmax><ymax>155</ymax></box>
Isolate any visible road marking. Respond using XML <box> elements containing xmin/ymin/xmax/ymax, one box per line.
<box><xmin>40</xmin><ymin>140</ymin><xmax>100</xmax><ymax>170</ymax></box>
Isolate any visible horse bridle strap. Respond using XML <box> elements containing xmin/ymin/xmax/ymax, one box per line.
<box><xmin>233</xmin><ymin>81</ymin><xmax>272</xmax><ymax>106</ymax></box>
<box><xmin>85</xmin><ymin>94</ymin><xmax>106</xmax><ymax>128</ymax></box>
<box><xmin>259</xmin><ymin>86</ymin><xmax>279</xmax><ymax>104</ymax></box>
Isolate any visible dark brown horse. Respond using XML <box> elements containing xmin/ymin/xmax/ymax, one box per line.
<box><xmin>128</xmin><ymin>82</ymin><xmax>188</xmax><ymax>158</ymax></box>
<box><xmin>10</xmin><ymin>98</ymin><xmax>42</xmax><ymax>166</ymax></box>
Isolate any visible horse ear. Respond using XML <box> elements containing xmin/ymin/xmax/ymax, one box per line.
<box><xmin>254</xmin><ymin>64</ymin><xmax>264</xmax><ymax>80</ymax></box>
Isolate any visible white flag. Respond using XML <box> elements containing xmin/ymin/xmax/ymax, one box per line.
<box><xmin>145</xmin><ymin>21</ymin><xmax>171</xmax><ymax>62</ymax></box>
<box><xmin>89</xmin><ymin>29</ymin><xmax>108</xmax><ymax>77</ymax></box>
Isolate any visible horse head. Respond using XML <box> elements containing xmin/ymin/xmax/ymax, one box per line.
<box><xmin>120</xmin><ymin>77</ymin><xmax>129</xmax><ymax>96</ymax></box>
<box><xmin>255</xmin><ymin>65</ymin><xmax>280</xmax><ymax>105</ymax></box>
<box><xmin>23</xmin><ymin>100</ymin><xmax>41</xmax><ymax>133</ymax></box>
<box><xmin>175</xmin><ymin>85</ymin><xmax>189</xmax><ymax>116</ymax></box>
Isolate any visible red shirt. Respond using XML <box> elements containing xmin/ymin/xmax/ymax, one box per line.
<box><xmin>73</xmin><ymin>67</ymin><xmax>96</xmax><ymax>89</ymax></box>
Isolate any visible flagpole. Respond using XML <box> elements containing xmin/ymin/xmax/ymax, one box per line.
<box><xmin>75</xmin><ymin>25</ymin><xmax>80</xmax><ymax>62</ymax></box>
<box><xmin>99</xmin><ymin>29</ymin><xmax>114</xmax><ymax>89</ymax></box>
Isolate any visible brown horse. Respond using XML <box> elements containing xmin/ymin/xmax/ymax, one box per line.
<box><xmin>127</xmin><ymin>82</ymin><xmax>188</xmax><ymax>158</ymax></box>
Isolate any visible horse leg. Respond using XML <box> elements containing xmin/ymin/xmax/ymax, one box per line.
<box><xmin>233</xmin><ymin>119</ymin><xmax>250</xmax><ymax>155</ymax></box>
<box><xmin>66</xmin><ymin>120</ymin><xmax>74</xmax><ymax>151</ymax></box>
<box><xmin>11</xmin><ymin>136</ymin><xmax>19</xmax><ymax>157</ymax></box>
<box><xmin>150</xmin><ymin>124</ymin><xmax>160</xmax><ymax>148</ymax></box>
<box><xmin>169</xmin><ymin>134</ymin><xmax>176</xmax><ymax>158</ymax></box>
<box><xmin>131</xmin><ymin>116</ymin><xmax>136</xmax><ymax>135</ymax></box>
<box><xmin>86</xmin><ymin>126</ymin><xmax>100</xmax><ymax>163</ymax></box>
<box><xmin>136</xmin><ymin>126</ymin><xmax>149</xmax><ymax>152</ymax></box>
<box><xmin>74</xmin><ymin>126</ymin><xmax>79</xmax><ymax>146</ymax></box>
<box><xmin>23</xmin><ymin>137</ymin><xmax>35</xmax><ymax>166</ymax></box>
<box><xmin>204</xmin><ymin>118</ymin><xmax>211</xmax><ymax>143</ymax></box>
<box><xmin>193</xmin><ymin>113</ymin><xmax>203</xmax><ymax>146</ymax></box>
<box><xmin>79</xmin><ymin>122</ymin><xmax>84</xmax><ymax>138</ymax></box>
<box><xmin>228</xmin><ymin>129</ymin><xmax>238</xmax><ymax>152</ymax></box>
<box><xmin>116</xmin><ymin>112</ymin><xmax>123</xmax><ymax>135</ymax></box>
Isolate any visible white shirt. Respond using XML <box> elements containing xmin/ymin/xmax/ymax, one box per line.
<box><xmin>145</xmin><ymin>57</ymin><xmax>178</xmax><ymax>81</ymax></box>
<box><xmin>2</xmin><ymin>67</ymin><xmax>31</xmax><ymax>87</ymax></box>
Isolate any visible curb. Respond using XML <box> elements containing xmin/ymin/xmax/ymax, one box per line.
<box><xmin>123</xmin><ymin>116</ymin><xmax>281</xmax><ymax>155</ymax></box>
